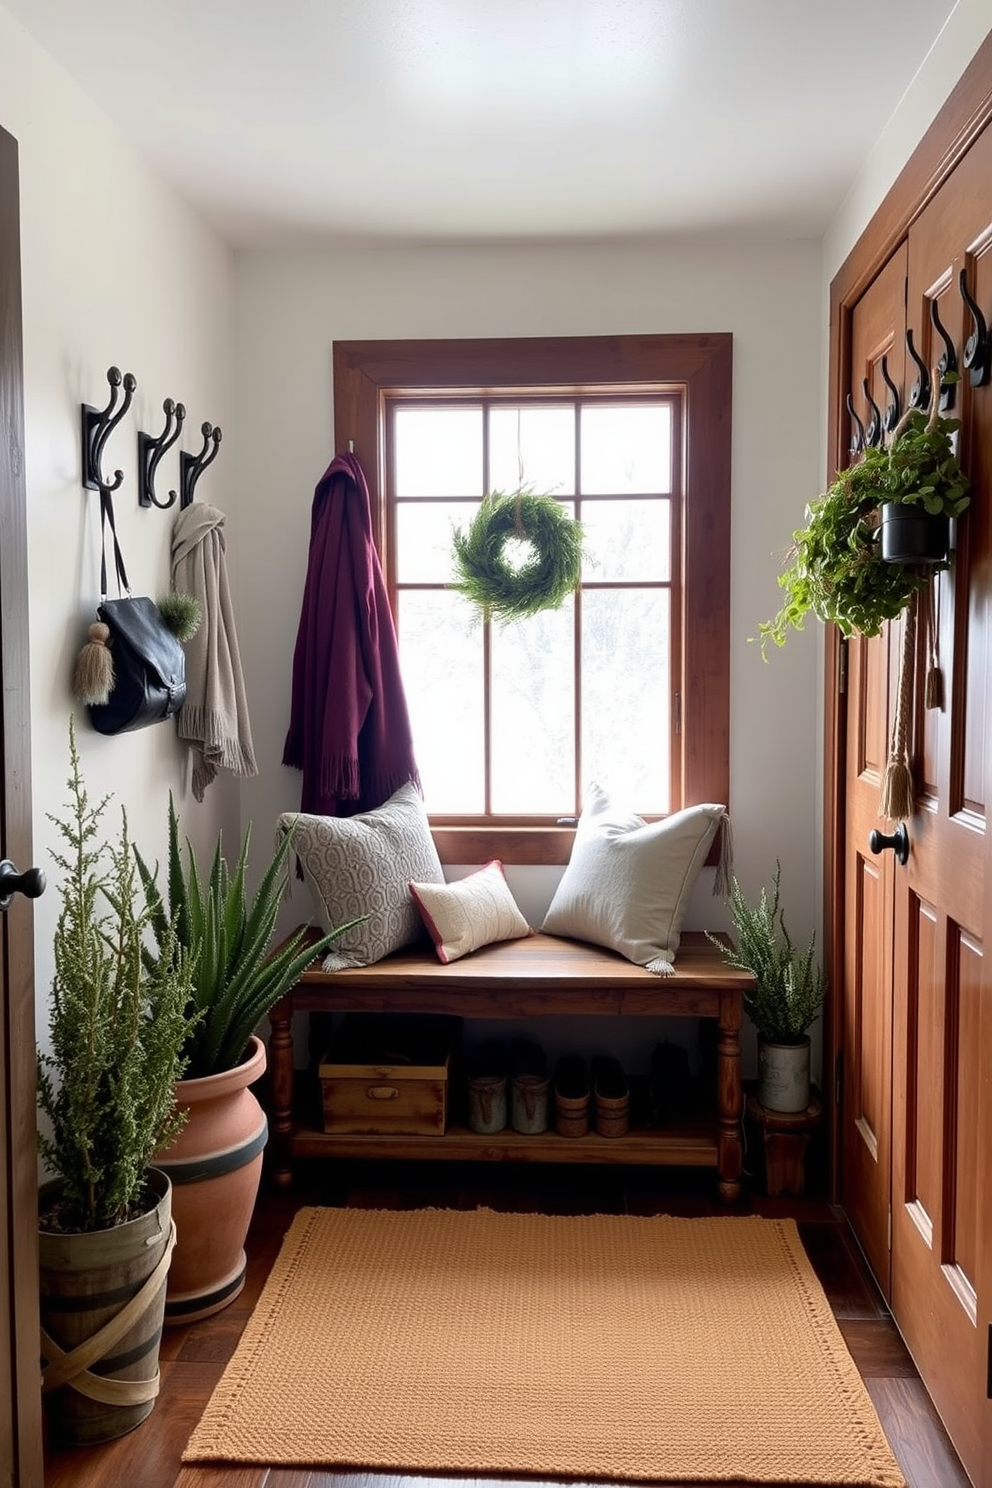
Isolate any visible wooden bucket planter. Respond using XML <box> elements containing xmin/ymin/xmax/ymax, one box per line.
<box><xmin>38</xmin><ymin>1166</ymin><xmax>174</xmax><ymax>1446</ymax></box>
<box><xmin>155</xmin><ymin>1034</ymin><xmax>268</xmax><ymax>1324</ymax></box>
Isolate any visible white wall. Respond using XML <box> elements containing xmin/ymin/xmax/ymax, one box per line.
<box><xmin>0</xmin><ymin>6</ymin><xmax>234</xmax><ymax>1047</ymax></box>
<box><xmin>233</xmin><ymin>240</ymin><xmax>825</xmax><ymax>976</ymax></box>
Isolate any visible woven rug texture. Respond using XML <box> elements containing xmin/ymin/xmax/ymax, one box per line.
<box><xmin>183</xmin><ymin>1206</ymin><xmax>905</xmax><ymax>1486</ymax></box>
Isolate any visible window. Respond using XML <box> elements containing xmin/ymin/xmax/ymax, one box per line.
<box><xmin>333</xmin><ymin>335</ymin><xmax>731</xmax><ymax>864</ymax></box>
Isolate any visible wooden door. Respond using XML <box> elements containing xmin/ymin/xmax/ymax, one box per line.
<box><xmin>887</xmin><ymin>123</ymin><xmax>992</xmax><ymax>1484</ymax></box>
<box><xmin>0</xmin><ymin>124</ymin><xmax>44</xmax><ymax>1488</ymax></box>
<box><xmin>840</xmin><ymin>247</ymin><xmax>907</xmax><ymax>1298</ymax></box>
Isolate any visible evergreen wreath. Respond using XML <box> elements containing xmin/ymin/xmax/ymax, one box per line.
<box><xmin>450</xmin><ymin>490</ymin><xmax>584</xmax><ymax>623</ymax></box>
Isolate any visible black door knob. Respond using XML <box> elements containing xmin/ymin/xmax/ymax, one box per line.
<box><xmin>0</xmin><ymin>859</ymin><xmax>46</xmax><ymax>911</ymax></box>
<box><xmin>868</xmin><ymin>824</ymin><xmax>909</xmax><ymax>866</ymax></box>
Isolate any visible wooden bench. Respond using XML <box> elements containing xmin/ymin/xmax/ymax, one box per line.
<box><xmin>268</xmin><ymin>929</ymin><xmax>752</xmax><ymax>1202</ymax></box>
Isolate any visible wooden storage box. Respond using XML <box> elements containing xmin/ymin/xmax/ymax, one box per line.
<box><xmin>319</xmin><ymin>1015</ymin><xmax>458</xmax><ymax>1136</ymax></box>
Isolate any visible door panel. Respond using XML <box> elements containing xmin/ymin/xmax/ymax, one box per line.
<box><xmin>888</xmin><ymin>119</ymin><xmax>992</xmax><ymax>1486</ymax></box>
<box><xmin>841</xmin><ymin>245</ymin><xmax>907</xmax><ymax>1297</ymax></box>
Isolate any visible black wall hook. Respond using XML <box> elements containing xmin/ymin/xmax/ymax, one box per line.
<box><xmin>81</xmin><ymin>366</ymin><xmax>136</xmax><ymax>494</ymax></box>
<box><xmin>881</xmin><ymin>355</ymin><xmax>901</xmax><ymax>435</ymax></box>
<box><xmin>180</xmin><ymin>422</ymin><xmax>222</xmax><ymax>509</ymax></box>
<box><xmin>138</xmin><ymin>398</ymin><xmax>186</xmax><ymax>509</ymax></box>
<box><xmin>905</xmin><ymin>328</ymin><xmax>931</xmax><ymax>411</ymax></box>
<box><xmin>929</xmin><ymin>297</ymin><xmax>958</xmax><ymax>409</ymax></box>
<box><xmin>862</xmin><ymin>378</ymin><xmax>882</xmax><ymax>448</ymax></box>
<box><xmin>845</xmin><ymin>392</ymin><xmax>865</xmax><ymax>458</ymax></box>
<box><xmin>959</xmin><ymin>267</ymin><xmax>990</xmax><ymax>387</ymax></box>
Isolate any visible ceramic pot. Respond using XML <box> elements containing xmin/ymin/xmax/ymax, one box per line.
<box><xmin>38</xmin><ymin>1167</ymin><xmax>173</xmax><ymax>1446</ymax></box>
<box><xmin>879</xmin><ymin>502</ymin><xmax>949</xmax><ymax>563</ymax></box>
<box><xmin>757</xmin><ymin>1036</ymin><xmax>811</xmax><ymax>1114</ymax></box>
<box><xmin>155</xmin><ymin>1035</ymin><xmax>268</xmax><ymax>1324</ymax></box>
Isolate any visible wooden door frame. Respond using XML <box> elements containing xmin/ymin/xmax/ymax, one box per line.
<box><xmin>824</xmin><ymin>31</ymin><xmax>992</xmax><ymax>1200</ymax></box>
<box><xmin>0</xmin><ymin>124</ymin><xmax>43</xmax><ymax>1488</ymax></box>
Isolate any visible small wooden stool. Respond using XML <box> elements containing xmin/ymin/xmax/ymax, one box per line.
<box><xmin>747</xmin><ymin>1092</ymin><xmax>823</xmax><ymax>1197</ymax></box>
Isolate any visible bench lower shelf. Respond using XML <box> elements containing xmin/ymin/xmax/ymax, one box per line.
<box><xmin>290</xmin><ymin>1119</ymin><xmax>719</xmax><ymax>1166</ymax></box>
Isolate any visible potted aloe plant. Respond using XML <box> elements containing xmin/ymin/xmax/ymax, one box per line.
<box><xmin>135</xmin><ymin>801</ymin><xmax>362</xmax><ymax>1322</ymax></box>
<box><xmin>708</xmin><ymin>864</ymin><xmax>825</xmax><ymax>1113</ymax></box>
<box><xmin>37</xmin><ymin>719</ymin><xmax>200</xmax><ymax>1444</ymax></box>
<box><xmin>759</xmin><ymin>384</ymin><xmax>970</xmax><ymax>656</ymax></box>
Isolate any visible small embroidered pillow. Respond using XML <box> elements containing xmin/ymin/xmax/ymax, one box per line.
<box><xmin>410</xmin><ymin>859</ymin><xmax>532</xmax><ymax>964</ymax></box>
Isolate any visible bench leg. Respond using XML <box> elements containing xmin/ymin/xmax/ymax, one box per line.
<box><xmin>268</xmin><ymin>995</ymin><xmax>295</xmax><ymax>1190</ymax></box>
<box><xmin>716</xmin><ymin>990</ymin><xmax>743</xmax><ymax>1203</ymax></box>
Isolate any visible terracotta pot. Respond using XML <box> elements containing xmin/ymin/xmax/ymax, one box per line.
<box><xmin>155</xmin><ymin>1035</ymin><xmax>268</xmax><ymax>1324</ymax></box>
<box><xmin>38</xmin><ymin>1167</ymin><xmax>173</xmax><ymax>1446</ymax></box>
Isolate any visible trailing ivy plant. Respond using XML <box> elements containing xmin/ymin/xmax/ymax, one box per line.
<box><xmin>707</xmin><ymin>864</ymin><xmax>825</xmax><ymax>1045</ymax></box>
<box><xmin>135</xmin><ymin>797</ymin><xmax>365</xmax><ymax>1079</ymax></box>
<box><xmin>759</xmin><ymin>398</ymin><xmax>970</xmax><ymax>656</ymax></box>
<box><xmin>38</xmin><ymin>719</ymin><xmax>199</xmax><ymax>1232</ymax></box>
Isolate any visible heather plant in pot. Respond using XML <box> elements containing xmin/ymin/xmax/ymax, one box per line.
<box><xmin>708</xmin><ymin>863</ymin><xmax>825</xmax><ymax>1113</ymax></box>
<box><xmin>37</xmin><ymin>718</ymin><xmax>199</xmax><ymax>1445</ymax></box>
<box><xmin>135</xmin><ymin>797</ymin><xmax>363</xmax><ymax>1322</ymax></box>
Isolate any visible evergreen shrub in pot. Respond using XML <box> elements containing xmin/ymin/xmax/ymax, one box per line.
<box><xmin>708</xmin><ymin>863</ymin><xmax>825</xmax><ymax>1113</ymax></box>
<box><xmin>37</xmin><ymin>719</ymin><xmax>199</xmax><ymax>1445</ymax></box>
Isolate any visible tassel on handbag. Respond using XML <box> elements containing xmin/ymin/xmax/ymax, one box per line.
<box><xmin>72</xmin><ymin>621</ymin><xmax>115</xmax><ymax>706</ymax></box>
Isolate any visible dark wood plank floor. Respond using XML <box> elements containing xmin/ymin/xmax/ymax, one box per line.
<box><xmin>42</xmin><ymin>1159</ymin><xmax>973</xmax><ymax>1488</ymax></box>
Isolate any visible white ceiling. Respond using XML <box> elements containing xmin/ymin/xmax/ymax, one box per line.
<box><xmin>6</xmin><ymin>0</ymin><xmax>961</xmax><ymax>248</ymax></box>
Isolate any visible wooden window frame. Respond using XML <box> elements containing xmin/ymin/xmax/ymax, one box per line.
<box><xmin>333</xmin><ymin>334</ymin><xmax>732</xmax><ymax>865</ymax></box>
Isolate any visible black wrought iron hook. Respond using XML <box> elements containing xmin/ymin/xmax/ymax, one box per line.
<box><xmin>880</xmin><ymin>355</ymin><xmax>901</xmax><ymax>436</ymax></box>
<box><xmin>81</xmin><ymin>366</ymin><xmax>137</xmax><ymax>495</ymax></box>
<box><xmin>905</xmin><ymin>328</ymin><xmax>931</xmax><ymax>411</ymax></box>
<box><xmin>959</xmin><ymin>266</ymin><xmax>990</xmax><ymax>387</ymax></box>
<box><xmin>179</xmin><ymin>421</ymin><xmax>222</xmax><ymax>509</ymax></box>
<box><xmin>137</xmin><ymin>398</ymin><xmax>186</xmax><ymax>509</ymax></box>
<box><xmin>862</xmin><ymin>378</ymin><xmax>882</xmax><ymax>448</ymax></box>
<box><xmin>929</xmin><ymin>297</ymin><xmax>958</xmax><ymax>410</ymax></box>
<box><xmin>845</xmin><ymin>392</ymin><xmax>865</xmax><ymax>458</ymax></box>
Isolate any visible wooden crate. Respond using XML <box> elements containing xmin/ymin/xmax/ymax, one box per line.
<box><xmin>319</xmin><ymin>1015</ymin><xmax>456</xmax><ymax>1136</ymax></box>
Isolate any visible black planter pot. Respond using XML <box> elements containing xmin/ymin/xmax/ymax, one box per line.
<box><xmin>879</xmin><ymin>502</ymin><xmax>949</xmax><ymax>564</ymax></box>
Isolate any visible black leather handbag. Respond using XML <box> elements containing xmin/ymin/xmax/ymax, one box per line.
<box><xmin>81</xmin><ymin>489</ymin><xmax>186</xmax><ymax>735</ymax></box>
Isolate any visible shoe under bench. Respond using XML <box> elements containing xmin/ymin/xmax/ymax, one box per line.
<box><xmin>267</xmin><ymin>929</ymin><xmax>751</xmax><ymax>1203</ymax></box>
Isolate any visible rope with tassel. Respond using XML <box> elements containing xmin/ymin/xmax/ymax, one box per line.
<box><xmin>879</xmin><ymin>590</ymin><xmax>918</xmax><ymax>822</ymax></box>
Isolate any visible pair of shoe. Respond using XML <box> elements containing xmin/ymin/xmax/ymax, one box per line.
<box><xmin>553</xmin><ymin>1055</ymin><xmax>629</xmax><ymax>1138</ymax></box>
<box><xmin>510</xmin><ymin>1038</ymin><xmax>549</xmax><ymax>1133</ymax></box>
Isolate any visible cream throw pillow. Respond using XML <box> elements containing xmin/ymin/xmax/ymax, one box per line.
<box><xmin>410</xmin><ymin>859</ymin><xmax>531</xmax><ymax>964</ymax></box>
<box><xmin>541</xmin><ymin>785</ymin><xmax>725</xmax><ymax>975</ymax></box>
<box><xmin>277</xmin><ymin>783</ymin><xmax>444</xmax><ymax>971</ymax></box>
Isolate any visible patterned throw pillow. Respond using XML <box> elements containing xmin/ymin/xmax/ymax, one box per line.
<box><xmin>409</xmin><ymin>859</ymin><xmax>532</xmax><ymax>964</ymax></box>
<box><xmin>277</xmin><ymin>783</ymin><xmax>444</xmax><ymax>970</ymax></box>
<box><xmin>541</xmin><ymin>784</ymin><xmax>725</xmax><ymax>975</ymax></box>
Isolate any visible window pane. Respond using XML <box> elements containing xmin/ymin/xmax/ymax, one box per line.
<box><xmin>396</xmin><ymin>501</ymin><xmax>478</xmax><ymax>584</ymax></box>
<box><xmin>581</xmin><ymin>498</ymin><xmax>671</xmax><ymax>582</ymax></box>
<box><xmin>489</xmin><ymin>405</ymin><xmax>575</xmax><ymax>496</ymax></box>
<box><xmin>394</xmin><ymin>407</ymin><xmax>483</xmax><ymax>496</ymax></box>
<box><xmin>397</xmin><ymin>590</ymin><xmax>485</xmax><ymax>813</ymax></box>
<box><xmin>490</xmin><ymin>602</ymin><xmax>575</xmax><ymax>814</ymax></box>
<box><xmin>580</xmin><ymin>404</ymin><xmax>672</xmax><ymax>495</ymax></box>
<box><xmin>581</xmin><ymin>589</ymin><xmax>669</xmax><ymax>812</ymax></box>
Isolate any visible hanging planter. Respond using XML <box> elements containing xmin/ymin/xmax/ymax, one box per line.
<box><xmin>878</xmin><ymin>503</ymin><xmax>949</xmax><ymax>564</ymax></box>
<box><xmin>450</xmin><ymin>490</ymin><xmax>584</xmax><ymax>624</ymax></box>
<box><xmin>759</xmin><ymin>372</ymin><xmax>970</xmax><ymax>654</ymax></box>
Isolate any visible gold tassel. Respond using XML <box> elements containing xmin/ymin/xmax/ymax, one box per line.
<box><xmin>72</xmin><ymin>621</ymin><xmax>114</xmax><ymax>705</ymax></box>
<box><xmin>878</xmin><ymin>760</ymin><xmax>914</xmax><ymax>822</ymax></box>
<box><xmin>924</xmin><ymin>667</ymin><xmax>944</xmax><ymax>710</ymax></box>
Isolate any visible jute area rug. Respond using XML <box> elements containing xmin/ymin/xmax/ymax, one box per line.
<box><xmin>183</xmin><ymin>1207</ymin><xmax>905</xmax><ymax>1486</ymax></box>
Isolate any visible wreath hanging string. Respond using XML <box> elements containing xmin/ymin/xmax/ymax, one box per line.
<box><xmin>450</xmin><ymin>489</ymin><xmax>584</xmax><ymax>623</ymax></box>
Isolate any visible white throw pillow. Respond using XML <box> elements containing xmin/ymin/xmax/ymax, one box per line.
<box><xmin>410</xmin><ymin>859</ymin><xmax>532</xmax><ymax>964</ymax></box>
<box><xmin>541</xmin><ymin>785</ymin><xmax>725</xmax><ymax>975</ymax></box>
<box><xmin>278</xmin><ymin>783</ymin><xmax>444</xmax><ymax>970</ymax></box>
